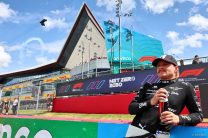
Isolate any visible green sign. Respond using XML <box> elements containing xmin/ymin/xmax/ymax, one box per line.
<box><xmin>0</xmin><ymin>118</ymin><xmax>98</xmax><ymax>138</ymax></box>
<box><xmin>103</xmin><ymin>21</ymin><xmax>164</xmax><ymax>71</ymax></box>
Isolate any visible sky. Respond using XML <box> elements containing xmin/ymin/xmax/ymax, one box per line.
<box><xmin>0</xmin><ymin>0</ymin><xmax>208</xmax><ymax>74</ymax></box>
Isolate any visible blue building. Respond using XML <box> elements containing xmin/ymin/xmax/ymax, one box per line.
<box><xmin>103</xmin><ymin>21</ymin><xmax>164</xmax><ymax>72</ymax></box>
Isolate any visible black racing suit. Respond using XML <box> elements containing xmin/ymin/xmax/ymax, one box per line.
<box><xmin>129</xmin><ymin>79</ymin><xmax>203</xmax><ymax>134</ymax></box>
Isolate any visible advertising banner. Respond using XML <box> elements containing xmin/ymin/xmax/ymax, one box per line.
<box><xmin>43</xmin><ymin>74</ymin><xmax>70</xmax><ymax>84</ymax></box>
<box><xmin>103</xmin><ymin>20</ymin><xmax>164</xmax><ymax>69</ymax></box>
<box><xmin>56</xmin><ymin>62</ymin><xmax>208</xmax><ymax>97</ymax></box>
<box><xmin>0</xmin><ymin>118</ymin><xmax>98</xmax><ymax>138</ymax></box>
<box><xmin>2</xmin><ymin>82</ymin><xmax>32</xmax><ymax>92</ymax></box>
<box><xmin>178</xmin><ymin>63</ymin><xmax>208</xmax><ymax>86</ymax></box>
<box><xmin>0</xmin><ymin>117</ymin><xmax>207</xmax><ymax>138</ymax></box>
<box><xmin>56</xmin><ymin>69</ymin><xmax>157</xmax><ymax>96</ymax></box>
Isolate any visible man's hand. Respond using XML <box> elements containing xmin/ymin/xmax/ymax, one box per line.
<box><xmin>160</xmin><ymin>111</ymin><xmax>179</xmax><ymax>125</ymax></box>
<box><xmin>150</xmin><ymin>88</ymin><xmax>168</xmax><ymax>106</ymax></box>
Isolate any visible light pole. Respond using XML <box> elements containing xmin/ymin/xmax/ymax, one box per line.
<box><xmin>115</xmin><ymin>0</ymin><xmax>122</xmax><ymax>73</ymax></box>
<box><xmin>84</xmin><ymin>31</ymin><xmax>92</xmax><ymax>77</ymax></box>
<box><xmin>0</xmin><ymin>84</ymin><xmax>3</xmax><ymax>102</ymax></box>
<box><xmin>109</xmin><ymin>27</ymin><xmax>115</xmax><ymax>71</ymax></box>
<box><xmin>115</xmin><ymin>0</ymin><xmax>133</xmax><ymax>73</ymax></box>
<box><xmin>82</xmin><ymin>47</ymin><xmax>85</xmax><ymax>79</ymax></box>
<box><xmin>126</xmin><ymin>29</ymin><xmax>134</xmax><ymax>71</ymax></box>
<box><xmin>17</xmin><ymin>87</ymin><xmax>22</xmax><ymax>114</ymax></box>
<box><xmin>34</xmin><ymin>80</ymin><xmax>43</xmax><ymax>112</ymax></box>
<box><xmin>131</xmin><ymin>28</ymin><xmax>134</xmax><ymax>71</ymax></box>
<box><xmin>81</xmin><ymin>46</ymin><xmax>85</xmax><ymax>79</ymax></box>
<box><xmin>78</xmin><ymin>45</ymin><xmax>85</xmax><ymax>79</ymax></box>
<box><xmin>94</xmin><ymin>52</ymin><xmax>98</xmax><ymax>77</ymax></box>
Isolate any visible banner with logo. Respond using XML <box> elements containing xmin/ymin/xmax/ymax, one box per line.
<box><xmin>56</xmin><ymin>62</ymin><xmax>208</xmax><ymax>97</ymax></box>
<box><xmin>56</xmin><ymin>69</ymin><xmax>156</xmax><ymax>96</ymax></box>
<box><xmin>0</xmin><ymin>118</ymin><xmax>97</xmax><ymax>138</ymax></box>
<box><xmin>103</xmin><ymin>20</ymin><xmax>164</xmax><ymax>69</ymax></box>
<box><xmin>0</xmin><ymin>117</ymin><xmax>207</xmax><ymax>138</ymax></box>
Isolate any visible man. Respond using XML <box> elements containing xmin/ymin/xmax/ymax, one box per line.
<box><xmin>47</xmin><ymin>96</ymin><xmax>53</xmax><ymax>112</ymax></box>
<box><xmin>0</xmin><ymin>101</ymin><xmax>4</xmax><ymax>114</ymax></box>
<box><xmin>12</xmin><ymin>98</ymin><xmax>18</xmax><ymax>115</ymax></box>
<box><xmin>4</xmin><ymin>99</ymin><xmax>9</xmax><ymax>115</ymax></box>
<box><xmin>127</xmin><ymin>55</ymin><xmax>203</xmax><ymax>138</ymax></box>
<box><xmin>192</xmin><ymin>55</ymin><xmax>202</xmax><ymax>64</ymax></box>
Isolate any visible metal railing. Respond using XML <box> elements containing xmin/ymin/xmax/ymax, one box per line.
<box><xmin>70</xmin><ymin>56</ymin><xmax>208</xmax><ymax>81</ymax></box>
<box><xmin>177</xmin><ymin>56</ymin><xmax>208</xmax><ymax>66</ymax></box>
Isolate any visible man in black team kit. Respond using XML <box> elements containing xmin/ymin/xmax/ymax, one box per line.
<box><xmin>127</xmin><ymin>55</ymin><xmax>203</xmax><ymax>138</ymax></box>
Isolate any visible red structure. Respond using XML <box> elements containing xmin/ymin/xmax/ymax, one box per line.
<box><xmin>53</xmin><ymin>93</ymin><xmax>135</xmax><ymax>114</ymax></box>
<box><xmin>53</xmin><ymin>93</ymin><xmax>190</xmax><ymax>114</ymax></box>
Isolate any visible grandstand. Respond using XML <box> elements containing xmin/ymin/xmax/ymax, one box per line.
<box><xmin>0</xmin><ymin>3</ymin><xmax>108</xmax><ymax>106</ymax></box>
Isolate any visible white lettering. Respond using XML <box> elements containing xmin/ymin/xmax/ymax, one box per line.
<box><xmin>114</xmin><ymin>57</ymin><xmax>131</xmax><ymax>61</ymax></box>
<box><xmin>0</xmin><ymin>124</ymin><xmax>52</xmax><ymax>138</ymax></box>
<box><xmin>139</xmin><ymin>102</ymin><xmax>147</xmax><ymax>108</ymax></box>
<box><xmin>109</xmin><ymin>76</ymin><xmax>135</xmax><ymax>88</ymax></box>
<box><xmin>15</xmin><ymin>127</ymin><xmax>30</xmax><ymax>138</ymax></box>
<box><xmin>34</xmin><ymin>130</ymin><xmax>52</xmax><ymax>138</ymax></box>
<box><xmin>109</xmin><ymin>78</ymin><xmax>120</xmax><ymax>83</ymax></box>
<box><xmin>109</xmin><ymin>83</ymin><xmax>122</xmax><ymax>88</ymax></box>
<box><xmin>121</xmin><ymin>77</ymin><xmax>134</xmax><ymax>82</ymax></box>
<box><xmin>0</xmin><ymin>124</ymin><xmax>11</xmax><ymax>138</ymax></box>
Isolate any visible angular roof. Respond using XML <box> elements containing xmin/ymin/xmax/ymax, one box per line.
<box><xmin>0</xmin><ymin>3</ymin><xmax>105</xmax><ymax>83</ymax></box>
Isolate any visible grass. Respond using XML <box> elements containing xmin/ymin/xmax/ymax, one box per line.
<box><xmin>8</xmin><ymin>110</ymin><xmax>208</xmax><ymax>123</ymax></box>
<box><xmin>15</xmin><ymin>110</ymin><xmax>134</xmax><ymax>122</ymax></box>
<box><xmin>17</xmin><ymin>109</ymin><xmax>47</xmax><ymax>115</ymax></box>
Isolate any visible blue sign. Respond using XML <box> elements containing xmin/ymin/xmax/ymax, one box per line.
<box><xmin>170</xmin><ymin>126</ymin><xmax>208</xmax><ymax>138</ymax></box>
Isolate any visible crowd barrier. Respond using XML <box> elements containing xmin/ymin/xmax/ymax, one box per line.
<box><xmin>53</xmin><ymin>93</ymin><xmax>189</xmax><ymax>114</ymax></box>
<box><xmin>0</xmin><ymin>117</ymin><xmax>207</xmax><ymax>138</ymax></box>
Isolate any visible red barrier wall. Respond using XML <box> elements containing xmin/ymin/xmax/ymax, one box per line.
<box><xmin>53</xmin><ymin>93</ymin><xmax>190</xmax><ymax>114</ymax></box>
<box><xmin>53</xmin><ymin>93</ymin><xmax>136</xmax><ymax>114</ymax></box>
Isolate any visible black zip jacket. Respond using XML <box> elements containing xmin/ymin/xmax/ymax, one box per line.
<box><xmin>128</xmin><ymin>79</ymin><xmax>203</xmax><ymax>134</ymax></box>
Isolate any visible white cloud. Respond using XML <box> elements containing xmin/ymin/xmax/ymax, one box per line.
<box><xmin>96</xmin><ymin>0</ymin><xmax>115</xmax><ymax>12</ymax></box>
<box><xmin>42</xmin><ymin>39</ymin><xmax>65</xmax><ymax>53</ymax></box>
<box><xmin>51</xmin><ymin>6</ymin><xmax>71</xmax><ymax>16</ymax></box>
<box><xmin>176</xmin><ymin>22</ymin><xmax>187</xmax><ymax>26</ymax></box>
<box><xmin>96</xmin><ymin>0</ymin><xmax>136</xmax><ymax>13</ymax></box>
<box><xmin>174</xmin><ymin>8</ymin><xmax>179</xmax><ymax>13</ymax></box>
<box><xmin>36</xmin><ymin>56</ymin><xmax>56</xmax><ymax>65</ymax></box>
<box><xmin>6</xmin><ymin>44</ymin><xmax>22</xmax><ymax>52</ymax></box>
<box><xmin>0</xmin><ymin>45</ymin><xmax>11</xmax><ymax>67</ymax></box>
<box><xmin>166</xmin><ymin>31</ymin><xmax>179</xmax><ymax>40</ymax></box>
<box><xmin>6</xmin><ymin>37</ymin><xmax>64</xmax><ymax>54</ymax></box>
<box><xmin>0</xmin><ymin>2</ymin><xmax>16</xmax><ymax>22</ymax></box>
<box><xmin>177</xmin><ymin>0</ymin><xmax>206</xmax><ymax>5</ymax></box>
<box><xmin>166</xmin><ymin>31</ymin><xmax>208</xmax><ymax>54</ymax></box>
<box><xmin>4</xmin><ymin>37</ymin><xmax>64</xmax><ymax>67</ymax></box>
<box><xmin>188</xmin><ymin>14</ymin><xmax>208</xmax><ymax>31</ymax></box>
<box><xmin>43</xmin><ymin>16</ymin><xmax>69</xmax><ymax>31</ymax></box>
<box><xmin>177</xmin><ymin>14</ymin><xmax>208</xmax><ymax>31</ymax></box>
<box><xmin>142</xmin><ymin>0</ymin><xmax>174</xmax><ymax>14</ymax></box>
<box><xmin>141</xmin><ymin>0</ymin><xmax>207</xmax><ymax>14</ymax></box>
<box><xmin>189</xmin><ymin>6</ymin><xmax>199</xmax><ymax>16</ymax></box>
